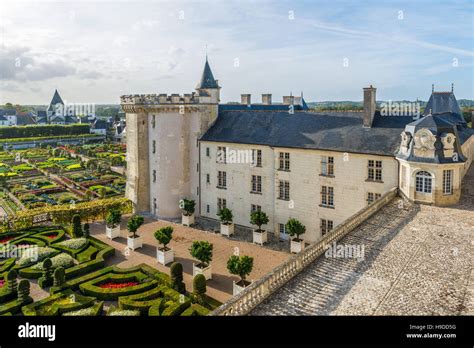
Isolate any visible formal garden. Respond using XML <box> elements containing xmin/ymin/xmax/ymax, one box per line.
<box><xmin>0</xmin><ymin>146</ymin><xmax>126</xmax><ymax>215</ymax></box>
<box><xmin>0</xmin><ymin>221</ymin><xmax>218</xmax><ymax>316</ymax></box>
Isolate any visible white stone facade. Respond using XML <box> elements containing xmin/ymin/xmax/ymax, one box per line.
<box><xmin>199</xmin><ymin>142</ymin><xmax>399</xmax><ymax>243</ymax></box>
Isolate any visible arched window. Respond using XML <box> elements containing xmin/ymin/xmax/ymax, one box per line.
<box><xmin>415</xmin><ymin>171</ymin><xmax>432</xmax><ymax>193</ymax></box>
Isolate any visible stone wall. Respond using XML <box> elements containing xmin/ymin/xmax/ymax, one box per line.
<box><xmin>200</xmin><ymin>141</ymin><xmax>399</xmax><ymax>242</ymax></box>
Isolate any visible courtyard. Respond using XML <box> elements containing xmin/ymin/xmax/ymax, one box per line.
<box><xmin>90</xmin><ymin>217</ymin><xmax>290</xmax><ymax>303</ymax></box>
<box><xmin>251</xmin><ymin>165</ymin><xmax>474</xmax><ymax>316</ymax></box>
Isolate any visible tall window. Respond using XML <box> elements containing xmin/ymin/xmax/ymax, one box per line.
<box><xmin>217</xmin><ymin>198</ymin><xmax>227</xmax><ymax>212</ymax></box>
<box><xmin>443</xmin><ymin>170</ymin><xmax>453</xmax><ymax>195</ymax></box>
<box><xmin>279</xmin><ymin>223</ymin><xmax>288</xmax><ymax>237</ymax></box>
<box><xmin>279</xmin><ymin>152</ymin><xmax>290</xmax><ymax>171</ymax></box>
<box><xmin>152</xmin><ymin>170</ymin><xmax>156</xmax><ymax>183</ymax></box>
<box><xmin>206</xmin><ymin>173</ymin><xmax>210</xmax><ymax>184</ymax></box>
<box><xmin>367</xmin><ymin>192</ymin><xmax>381</xmax><ymax>205</ymax></box>
<box><xmin>401</xmin><ymin>165</ymin><xmax>407</xmax><ymax>189</ymax></box>
<box><xmin>252</xmin><ymin>149</ymin><xmax>262</xmax><ymax>167</ymax></box>
<box><xmin>320</xmin><ymin>219</ymin><xmax>333</xmax><ymax>236</ymax></box>
<box><xmin>206</xmin><ymin>147</ymin><xmax>210</xmax><ymax>157</ymax></box>
<box><xmin>251</xmin><ymin>175</ymin><xmax>262</xmax><ymax>193</ymax></box>
<box><xmin>278</xmin><ymin>180</ymin><xmax>290</xmax><ymax>200</ymax></box>
<box><xmin>217</xmin><ymin>171</ymin><xmax>227</xmax><ymax>188</ymax></box>
<box><xmin>321</xmin><ymin>156</ymin><xmax>334</xmax><ymax>176</ymax></box>
<box><xmin>251</xmin><ymin>204</ymin><xmax>261</xmax><ymax>213</ymax></box>
<box><xmin>415</xmin><ymin>171</ymin><xmax>432</xmax><ymax>193</ymax></box>
<box><xmin>152</xmin><ymin>140</ymin><xmax>156</xmax><ymax>154</ymax></box>
<box><xmin>217</xmin><ymin>146</ymin><xmax>227</xmax><ymax>164</ymax></box>
<box><xmin>206</xmin><ymin>204</ymin><xmax>210</xmax><ymax>213</ymax></box>
<box><xmin>321</xmin><ymin>186</ymin><xmax>334</xmax><ymax>207</ymax></box>
<box><xmin>368</xmin><ymin>160</ymin><xmax>383</xmax><ymax>181</ymax></box>
<box><xmin>152</xmin><ymin>115</ymin><xmax>156</xmax><ymax>128</ymax></box>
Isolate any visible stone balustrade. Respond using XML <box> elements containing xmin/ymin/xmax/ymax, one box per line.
<box><xmin>210</xmin><ymin>187</ymin><xmax>398</xmax><ymax>316</ymax></box>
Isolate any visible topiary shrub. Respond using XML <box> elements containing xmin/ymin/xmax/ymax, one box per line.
<box><xmin>17</xmin><ymin>279</ymin><xmax>31</xmax><ymax>303</ymax></box>
<box><xmin>53</xmin><ymin>267</ymin><xmax>65</xmax><ymax>287</ymax></box>
<box><xmin>193</xmin><ymin>274</ymin><xmax>206</xmax><ymax>305</ymax></box>
<box><xmin>105</xmin><ymin>209</ymin><xmax>122</xmax><ymax>228</ymax></box>
<box><xmin>83</xmin><ymin>223</ymin><xmax>90</xmax><ymax>238</ymax></box>
<box><xmin>227</xmin><ymin>255</ymin><xmax>254</xmax><ymax>287</ymax></box>
<box><xmin>189</xmin><ymin>241</ymin><xmax>213</xmax><ymax>268</ymax></box>
<box><xmin>285</xmin><ymin>218</ymin><xmax>306</xmax><ymax>242</ymax></box>
<box><xmin>71</xmin><ymin>214</ymin><xmax>83</xmax><ymax>238</ymax></box>
<box><xmin>250</xmin><ymin>211</ymin><xmax>269</xmax><ymax>232</ymax></box>
<box><xmin>154</xmin><ymin>226</ymin><xmax>173</xmax><ymax>251</ymax></box>
<box><xmin>38</xmin><ymin>258</ymin><xmax>53</xmax><ymax>289</ymax></box>
<box><xmin>180</xmin><ymin>199</ymin><xmax>195</xmax><ymax>216</ymax></box>
<box><xmin>127</xmin><ymin>215</ymin><xmax>144</xmax><ymax>239</ymax></box>
<box><xmin>217</xmin><ymin>207</ymin><xmax>233</xmax><ymax>225</ymax></box>
<box><xmin>6</xmin><ymin>270</ymin><xmax>18</xmax><ymax>293</ymax></box>
<box><xmin>170</xmin><ymin>262</ymin><xmax>186</xmax><ymax>294</ymax></box>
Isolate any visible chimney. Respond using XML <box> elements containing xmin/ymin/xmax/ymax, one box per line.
<box><xmin>241</xmin><ymin>94</ymin><xmax>251</xmax><ymax>105</ymax></box>
<box><xmin>283</xmin><ymin>95</ymin><xmax>294</xmax><ymax>105</ymax></box>
<box><xmin>363</xmin><ymin>85</ymin><xmax>376</xmax><ymax>128</ymax></box>
<box><xmin>262</xmin><ymin>94</ymin><xmax>272</xmax><ymax>105</ymax></box>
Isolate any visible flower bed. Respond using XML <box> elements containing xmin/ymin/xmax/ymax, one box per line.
<box><xmin>0</xmin><ymin>280</ymin><xmax>5</xmax><ymax>288</ymax></box>
<box><xmin>57</xmin><ymin>238</ymin><xmax>88</xmax><ymax>250</ymax></box>
<box><xmin>31</xmin><ymin>253</ymin><xmax>75</xmax><ymax>270</ymax></box>
<box><xmin>0</xmin><ymin>237</ymin><xmax>14</xmax><ymax>244</ymax></box>
<box><xmin>99</xmin><ymin>281</ymin><xmax>139</xmax><ymax>289</ymax></box>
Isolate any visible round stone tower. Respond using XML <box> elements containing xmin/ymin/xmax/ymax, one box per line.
<box><xmin>121</xmin><ymin>59</ymin><xmax>220</xmax><ymax>218</ymax></box>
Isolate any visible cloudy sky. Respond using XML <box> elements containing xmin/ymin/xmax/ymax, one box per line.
<box><xmin>0</xmin><ymin>0</ymin><xmax>473</xmax><ymax>104</ymax></box>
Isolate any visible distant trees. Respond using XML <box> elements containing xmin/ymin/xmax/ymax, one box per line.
<box><xmin>0</xmin><ymin>124</ymin><xmax>90</xmax><ymax>139</ymax></box>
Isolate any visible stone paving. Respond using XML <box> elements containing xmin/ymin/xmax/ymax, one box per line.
<box><xmin>251</xmin><ymin>166</ymin><xmax>474</xmax><ymax>315</ymax></box>
<box><xmin>90</xmin><ymin>219</ymin><xmax>290</xmax><ymax>303</ymax></box>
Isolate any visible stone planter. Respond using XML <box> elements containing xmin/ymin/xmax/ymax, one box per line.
<box><xmin>220</xmin><ymin>223</ymin><xmax>234</xmax><ymax>236</ymax></box>
<box><xmin>253</xmin><ymin>229</ymin><xmax>267</xmax><ymax>245</ymax></box>
<box><xmin>127</xmin><ymin>236</ymin><xmax>143</xmax><ymax>251</ymax></box>
<box><xmin>182</xmin><ymin>214</ymin><xmax>195</xmax><ymax>226</ymax></box>
<box><xmin>157</xmin><ymin>247</ymin><xmax>174</xmax><ymax>266</ymax></box>
<box><xmin>106</xmin><ymin>226</ymin><xmax>121</xmax><ymax>240</ymax></box>
<box><xmin>233</xmin><ymin>280</ymin><xmax>251</xmax><ymax>296</ymax></box>
<box><xmin>290</xmin><ymin>238</ymin><xmax>305</xmax><ymax>253</ymax></box>
<box><xmin>193</xmin><ymin>263</ymin><xmax>212</xmax><ymax>280</ymax></box>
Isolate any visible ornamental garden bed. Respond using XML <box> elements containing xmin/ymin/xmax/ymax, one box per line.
<box><xmin>0</xmin><ymin>225</ymin><xmax>220</xmax><ymax>316</ymax></box>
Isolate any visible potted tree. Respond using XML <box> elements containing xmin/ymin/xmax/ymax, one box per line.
<box><xmin>105</xmin><ymin>209</ymin><xmax>122</xmax><ymax>240</ymax></box>
<box><xmin>189</xmin><ymin>241</ymin><xmax>213</xmax><ymax>280</ymax></box>
<box><xmin>286</xmin><ymin>218</ymin><xmax>306</xmax><ymax>253</ymax></box>
<box><xmin>181</xmin><ymin>199</ymin><xmax>196</xmax><ymax>226</ymax></box>
<box><xmin>250</xmin><ymin>211</ymin><xmax>269</xmax><ymax>245</ymax></box>
<box><xmin>218</xmin><ymin>207</ymin><xmax>234</xmax><ymax>236</ymax></box>
<box><xmin>154</xmin><ymin>226</ymin><xmax>174</xmax><ymax>265</ymax></box>
<box><xmin>127</xmin><ymin>215</ymin><xmax>144</xmax><ymax>250</ymax></box>
<box><xmin>227</xmin><ymin>255</ymin><xmax>254</xmax><ymax>296</ymax></box>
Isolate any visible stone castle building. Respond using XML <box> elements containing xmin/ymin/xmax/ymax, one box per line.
<box><xmin>121</xmin><ymin>59</ymin><xmax>474</xmax><ymax>243</ymax></box>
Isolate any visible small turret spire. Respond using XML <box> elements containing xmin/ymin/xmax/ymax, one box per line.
<box><xmin>451</xmin><ymin>83</ymin><xmax>454</xmax><ymax>93</ymax></box>
<box><xmin>196</xmin><ymin>57</ymin><xmax>218</xmax><ymax>89</ymax></box>
<box><xmin>432</xmin><ymin>84</ymin><xmax>434</xmax><ymax>93</ymax></box>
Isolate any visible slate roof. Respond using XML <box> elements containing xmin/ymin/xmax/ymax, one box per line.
<box><xmin>16</xmin><ymin>112</ymin><xmax>36</xmax><ymax>125</ymax></box>
<box><xmin>201</xmin><ymin>110</ymin><xmax>415</xmax><ymax>156</ymax></box>
<box><xmin>93</xmin><ymin>119</ymin><xmax>108</xmax><ymax>129</ymax></box>
<box><xmin>47</xmin><ymin>89</ymin><xmax>64</xmax><ymax>112</ymax></box>
<box><xmin>0</xmin><ymin>109</ymin><xmax>17</xmax><ymax>116</ymax></box>
<box><xmin>196</xmin><ymin>59</ymin><xmax>219</xmax><ymax>89</ymax></box>
<box><xmin>424</xmin><ymin>91</ymin><xmax>464</xmax><ymax>124</ymax></box>
<box><xmin>0</xmin><ymin>115</ymin><xmax>7</xmax><ymax>121</ymax></box>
